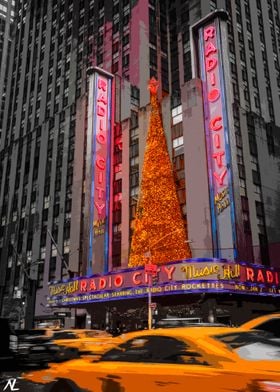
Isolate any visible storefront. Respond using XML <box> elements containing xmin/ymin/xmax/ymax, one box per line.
<box><xmin>47</xmin><ymin>258</ymin><xmax>280</xmax><ymax>331</ymax></box>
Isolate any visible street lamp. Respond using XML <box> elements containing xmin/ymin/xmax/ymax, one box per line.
<box><xmin>144</xmin><ymin>230</ymin><xmax>192</xmax><ymax>330</ymax></box>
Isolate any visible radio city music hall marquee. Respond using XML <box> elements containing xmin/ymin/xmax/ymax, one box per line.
<box><xmin>47</xmin><ymin>259</ymin><xmax>280</xmax><ymax>307</ymax></box>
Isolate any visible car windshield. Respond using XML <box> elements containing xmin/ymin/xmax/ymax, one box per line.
<box><xmin>84</xmin><ymin>330</ymin><xmax>111</xmax><ymax>338</ymax></box>
<box><xmin>100</xmin><ymin>335</ymin><xmax>211</xmax><ymax>366</ymax></box>
<box><xmin>214</xmin><ymin>331</ymin><xmax>280</xmax><ymax>361</ymax></box>
<box><xmin>52</xmin><ymin>331</ymin><xmax>78</xmax><ymax>339</ymax></box>
<box><xmin>16</xmin><ymin>329</ymin><xmax>48</xmax><ymax>337</ymax></box>
<box><xmin>156</xmin><ymin>319</ymin><xmax>202</xmax><ymax>328</ymax></box>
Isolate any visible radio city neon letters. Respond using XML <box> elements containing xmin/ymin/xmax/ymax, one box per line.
<box><xmin>94</xmin><ymin>76</ymin><xmax>109</xmax><ymax>219</ymax></box>
<box><xmin>204</xmin><ymin>24</ymin><xmax>228</xmax><ymax>188</ymax></box>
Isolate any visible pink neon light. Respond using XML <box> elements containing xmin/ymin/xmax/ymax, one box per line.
<box><xmin>210</xmin><ymin>116</ymin><xmax>222</xmax><ymax>131</ymax></box>
<box><xmin>203</xmin><ymin>24</ymin><xmax>228</xmax><ymax>189</ymax></box>
<box><xmin>204</xmin><ymin>26</ymin><xmax>215</xmax><ymax>41</ymax></box>
<box><xmin>205</xmin><ymin>41</ymin><xmax>217</xmax><ymax>57</ymax></box>
<box><xmin>208</xmin><ymin>88</ymin><xmax>220</xmax><ymax>102</ymax></box>
<box><xmin>94</xmin><ymin>76</ymin><xmax>108</xmax><ymax>220</ymax></box>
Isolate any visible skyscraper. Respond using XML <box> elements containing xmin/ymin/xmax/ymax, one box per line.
<box><xmin>0</xmin><ymin>0</ymin><xmax>15</xmax><ymax>138</ymax></box>
<box><xmin>0</xmin><ymin>0</ymin><xmax>279</xmax><ymax>328</ymax></box>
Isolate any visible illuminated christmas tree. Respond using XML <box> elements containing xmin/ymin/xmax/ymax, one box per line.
<box><xmin>129</xmin><ymin>78</ymin><xmax>192</xmax><ymax>266</ymax></box>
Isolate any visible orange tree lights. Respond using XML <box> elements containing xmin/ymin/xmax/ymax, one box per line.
<box><xmin>128</xmin><ymin>78</ymin><xmax>192</xmax><ymax>267</ymax></box>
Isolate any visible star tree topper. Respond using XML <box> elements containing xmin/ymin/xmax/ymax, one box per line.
<box><xmin>148</xmin><ymin>77</ymin><xmax>159</xmax><ymax>95</ymax></box>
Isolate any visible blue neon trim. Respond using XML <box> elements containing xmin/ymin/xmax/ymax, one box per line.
<box><xmin>103</xmin><ymin>78</ymin><xmax>112</xmax><ymax>274</ymax></box>
<box><xmin>199</xmin><ymin>27</ymin><xmax>219</xmax><ymax>257</ymax></box>
<box><xmin>216</xmin><ymin>20</ymin><xmax>238</xmax><ymax>259</ymax></box>
<box><xmin>87</xmin><ymin>74</ymin><xmax>98</xmax><ymax>276</ymax></box>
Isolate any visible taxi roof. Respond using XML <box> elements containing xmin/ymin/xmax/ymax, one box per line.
<box><xmin>118</xmin><ymin>326</ymin><xmax>250</xmax><ymax>340</ymax></box>
<box><xmin>240</xmin><ymin>313</ymin><xmax>280</xmax><ymax>330</ymax></box>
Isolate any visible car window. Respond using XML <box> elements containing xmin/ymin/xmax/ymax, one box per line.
<box><xmin>52</xmin><ymin>331</ymin><xmax>78</xmax><ymax>339</ymax></box>
<box><xmin>16</xmin><ymin>329</ymin><xmax>48</xmax><ymax>337</ymax></box>
<box><xmin>214</xmin><ymin>331</ymin><xmax>280</xmax><ymax>360</ymax></box>
<box><xmin>85</xmin><ymin>330</ymin><xmax>111</xmax><ymax>338</ymax></box>
<box><xmin>156</xmin><ymin>319</ymin><xmax>202</xmax><ymax>328</ymax></box>
<box><xmin>101</xmin><ymin>335</ymin><xmax>209</xmax><ymax>365</ymax></box>
<box><xmin>254</xmin><ymin>319</ymin><xmax>280</xmax><ymax>338</ymax></box>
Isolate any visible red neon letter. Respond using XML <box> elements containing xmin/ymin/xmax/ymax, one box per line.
<box><xmin>97</xmin><ymin>92</ymin><xmax>107</xmax><ymax>105</ymax></box>
<box><xmin>257</xmin><ymin>269</ymin><xmax>265</xmax><ymax>283</ymax></box>
<box><xmin>97</xmin><ymin>105</ymin><xmax>105</xmax><ymax>116</ymax></box>
<box><xmin>210</xmin><ymin>73</ymin><xmax>216</xmax><ymax>86</ymax></box>
<box><xmin>208</xmin><ymin>88</ymin><xmax>220</xmax><ymax>102</ymax></box>
<box><xmin>213</xmin><ymin>169</ymin><xmax>227</xmax><ymax>186</ymax></box>
<box><xmin>213</xmin><ymin>134</ymin><xmax>221</xmax><ymax>149</ymax></box>
<box><xmin>80</xmin><ymin>280</ymin><xmax>87</xmax><ymax>291</ymax></box>
<box><xmin>204</xmin><ymin>26</ymin><xmax>215</xmax><ymax>41</ymax></box>
<box><xmin>246</xmin><ymin>268</ymin><xmax>254</xmax><ymax>282</ymax></box>
<box><xmin>89</xmin><ymin>279</ymin><xmax>96</xmax><ymax>291</ymax></box>
<box><xmin>99</xmin><ymin>278</ymin><xmax>107</xmax><ymax>289</ymax></box>
<box><xmin>96</xmin><ymin>132</ymin><xmax>106</xmax><ymax>144</ymax></box>
<box><xmin>266</xmin><ymin>270</ymin><xmax>274</xmax><ymax>283</ymax></box>
<box><xmin>98</xmin><ymin>78</ymin><xmax>107</xmax><ymax>91</ymax></box>
<box><xmin>98</xmin><ymin>171</ymin><xmax>104</xmax><ymax>184</ymax></box>
<box><xmin>96</xmin><ymin>155</ymin><xmax>105</xmax><ymax>170</ymax></box>
<box><xmin>94</xmin><ymin>201</ymin><xmax>105</xmax><ymax>216</ymax></box>
<box><xmin>206</xmin><ymin>58</ymin><xmax>217</xmax><ymax>72</ymax></box>
<box><xmin>132</xmin><ymin>272</ymin><xmax>142</xmax><ymax>285</ymax></box>
<box><xmin>210</xmin><ymin>116</ymin><xmax>222</xmax><ymax>131</ymax></box>
<box><xmin>114</xmin><ymin>275</ymin><xmax>124</xmax><ymax>287</ymax></box>
<box><xmin>213</xmin><ymin>151</ymin><xmax>225</xmax><ymax>168</ymax></box>
<box><xmin>98</xmin><ymin>117</ymin><xmax>105</xmax><ymax>131</ymax></box>
<box><xmin>96</xmin><ymin>186</ymin><xmax>105</xmax><ymax>199</ymax></box>
<box><xmin>164</xmin><ymin>266</ymin><xmax>175</xmax><ymax>280</ymax></box>
<box><xmin>205</xmin><ymin>41</ymin><xmax>217</xmax><ymax>57</ymax></box>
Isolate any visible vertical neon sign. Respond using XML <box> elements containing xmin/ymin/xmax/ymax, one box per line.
<box><xmin>198</xmin><ymin>15</ymin><xmax>237</xmax><ymax>259</ymax></box>
<box><xmin>88</xmin><ymin>69</ymin><xmax>113</xmax><ymax>275</ymax></box>
<box><xmin>204</xmin><ymin>25</ymin><xmax>228</xmax><ymax>193</ymax></box>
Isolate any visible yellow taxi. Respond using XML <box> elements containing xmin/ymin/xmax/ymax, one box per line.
<box><xmin>240</xmin><ymin>313</ymin><xmax>280</xmax><ymax>338</ymax></box>
<box><xmin>23</xmin><ymin>326</ymin><xmax>280</xmax><ymax>392</ymax></box>
<box><xmin>48</xmin><ymin>329</ymin><xmax>121</xmax><ymax>354</ymax></box>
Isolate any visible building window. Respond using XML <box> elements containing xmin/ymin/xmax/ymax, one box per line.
<box><xmin>130</xmin><ymin>172</ymin><xmax>139</xmax><ymax>187</ymax></box>
<box><xmin>252</xmin><ymin>170</ymin><xmax>261</xmax><ymax>185</ymax></box>
<box><xmin>113</xmin><ymin>179</ymin><xmax>122</xmax><ymax>194</ymax></box>
<box><xmin>130</xmin><ymin>140</ymin><xmax>139</xmax><ymax>158</ymax></box>
<box><xmin>122</xmin><ymin>54</ymin><xmax>129</xmax><ymax>67</ymax></box>
<box><xmin>249</xmin><ymin>134</ymin><xmax>258</xmax><ymax>156</ymax></box>
<box><xmin>131</xmin><ymin>111</ymin><xmax>138</xmax><ymax>129</ymax></box>
<box><xmin>173</xmin><ymin>136</ymin><xmax>184</xmax><ymax>149</ymax></box>
<box><xmin>238</xmin><ymin>164</ymin><xmax>246</xmax><ymax>179</ymax></box>
<box><xmin>150</xmin><ymin>47</ymin><xmax>157</xmax><ymax>67</ymax></box>
<box><xmin>112</xmin><ymin>62</ymin><xmax>119</xmax><ymax>73</ymax></box>
<box><xmin>266</xmin><ymin>124</ymin><xmax>275</xmax><ymax>155</ymax></box>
